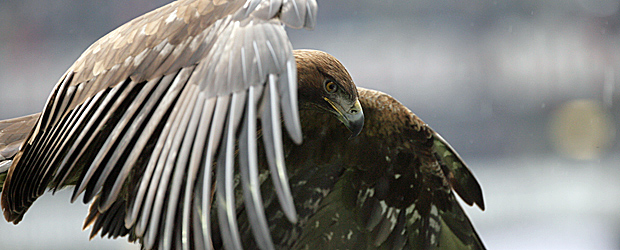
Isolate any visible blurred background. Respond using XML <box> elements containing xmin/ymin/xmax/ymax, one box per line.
<box><xmin>1</xmin><ymin>0</ymin><xmax>620</xmax><ymax>249</ymax></box>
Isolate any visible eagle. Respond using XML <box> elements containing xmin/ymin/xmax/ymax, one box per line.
<box><xmin>0</xmin><ymin>1</ymin><xmax>486</xmax><ymax>249</ymax></box>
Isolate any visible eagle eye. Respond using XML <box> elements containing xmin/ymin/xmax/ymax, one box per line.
<box><xmin>324</xmin><ymin>80</ymin><xmax>338</xmax><ymax>93</ymax></box>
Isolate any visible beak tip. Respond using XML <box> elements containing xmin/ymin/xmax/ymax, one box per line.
<box><xmin>346</xmin><ymin>99</ymin><xmax>364</xmax><ymax>138</ymax></box>
<box><xmin>347</xmin><ymin>116</ymin><xmax>364</xmax><ymax>139</ymax></box>
<box><xmin>335</xmin><ymin>98</ymin><xmax>364</xmax><ymax>139</ymax></box>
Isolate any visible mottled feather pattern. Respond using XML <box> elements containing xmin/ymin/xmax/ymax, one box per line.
<box><xmin>433</xmin><ymin>134</ymin><xmax>485</xmax><ymax>210</ymax></box>
<box><xmin>242</xmin><ymin>87</ymin><xmax>486</xmax><ymax>249</ymax></box>
<box><xmin>354</xmin><ymin>88</ymin><xmax>484</xmax><ymax>249</ymax></box>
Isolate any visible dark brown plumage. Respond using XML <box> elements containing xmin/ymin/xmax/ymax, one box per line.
<box><xmin>274</xmin><ymin>86</ymin><xmax>485</xmax><ymax>249</ymax></box>
<box><xmin>0</xmin><ymin>1</ymin><xmax>485</xmax><ymax>249</ymax></box>
<box><xmin>229</xmin><ymin>51</ymin><xmax>484</xmax><ymax>249</ymax></box>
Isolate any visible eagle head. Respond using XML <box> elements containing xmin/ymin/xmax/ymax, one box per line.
<box><xmin>294</xmin><ymin>50</ymin><xmax>364</xmax><ymax>137</ymax></box>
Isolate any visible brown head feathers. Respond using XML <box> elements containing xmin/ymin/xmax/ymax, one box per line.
<box><xmin>293</xmin><ymin>50</ymin><xmax>358</xmax><ymax>105</ymax></box>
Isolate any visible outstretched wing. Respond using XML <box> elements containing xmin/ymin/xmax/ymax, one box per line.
<box><xmin>249</xmin><ymin>87</ymin><xmax>485</xmax><ymax>249</ymax></box>
<box><xmin>1</xmin><ymin>0</ymin><xmax>317</xmax><ymax>249</ymax></box>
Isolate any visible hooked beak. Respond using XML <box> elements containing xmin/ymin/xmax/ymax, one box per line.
<box><xmin>325</xmin><ymin>98</ymin><xmax>365</xmax><ymax>138</ymax></box>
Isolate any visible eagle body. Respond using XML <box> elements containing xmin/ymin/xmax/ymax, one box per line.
<box><xmin>229</xmin><ymin>87</ymin><xmax>485</xmax><ymax>250</ymax></box>
<box><xmin>0</xmin><ymin>0</ymin><xmax>485</xmax><ymax>249</ymax></box>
